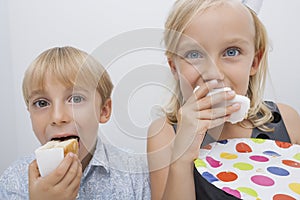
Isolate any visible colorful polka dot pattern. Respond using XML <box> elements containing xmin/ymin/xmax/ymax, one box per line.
<box><xmin>194</xmin><ymin>138</ymin><xmax>300</xmax><ymax>199</ymax></box>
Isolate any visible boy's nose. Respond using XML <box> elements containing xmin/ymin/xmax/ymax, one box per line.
<box><xmin>50</xmin><ymin>103</ymin><xmax>71</xmax><ymax>126</ymax></box>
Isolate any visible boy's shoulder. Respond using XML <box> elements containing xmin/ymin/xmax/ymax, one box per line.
<box><xmin>1</xmin><ymin>154</ymin><xmax>34</xmax><ymax>179</ymax></box>
<box><xmin>101</xmin><ymin>141</ymin><xmax>149</xmax><ymax>173</ymax></box>
<box><xmin>0</xmin><ymin>154</ymin><xmax>34</xmax><ymax>199</ymax></box>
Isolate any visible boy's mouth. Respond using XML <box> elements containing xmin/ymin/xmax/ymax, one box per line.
<box><xmin>51</xmin><ymin>135</ymin><xmax>80</xmax><ymax>142</ymax></box>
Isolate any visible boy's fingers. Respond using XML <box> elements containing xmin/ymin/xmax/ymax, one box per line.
<box><xmin>68</xmin><ymin>159</ymin><xmax>82</xmax><ymax>192</ymax></box>
<box><xmin>47</xmin><ymin>153</ymin><xmax>74</xmax><ymax>185</ymax></box>
<box><xmin>60</xmin><ymin>155</ymin><xmax>81</xmax><ymax>187</ymax></box>
<box><xmin>28</xmin><ymin>160</ymin><xmax>40</xmax><ymax>182</ymax></box>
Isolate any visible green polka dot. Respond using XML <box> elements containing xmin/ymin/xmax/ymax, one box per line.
<box><xmin>237</xmin><ymin>187</ymin><xmax>258</xmax><ymax>197</ymax></box>
<box><xmin>293</xmin><ymin>153</ymin><xmax>300</xmax><ymax>161</ymax></box>
<box><xmin>251</xmin><ymin>138</ymin><xmax>265</xmax><ymax>144</ymax></box>
<box><xmin>194</xmin><ymin>159</ymin><xmax>206</xmax><ymax>168</ymax></box>
<box><xmin>233</xmin><ymin>162</ymin><xmax>254</xmax><ymax>171</ymax></box>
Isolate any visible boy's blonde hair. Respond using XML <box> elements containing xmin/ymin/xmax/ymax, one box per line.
<box><xmin>164</xmin><ymin>0</ymin><xmax>273</xmax><ymax>131</ymax></box>
<box><xmin>22</xmin><ymin>46</ymin><xmax>113</xmax><ymax>107</ymax></box>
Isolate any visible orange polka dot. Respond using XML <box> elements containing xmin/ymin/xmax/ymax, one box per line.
<box><xmin>282</xmin><ymin>160</ymin><xmax>300</xmax><ymax>168</ymax></box>
<box><xmin>273</xmin><ymin>194</ymin><xmax>296</xmax><ymax>200</ymax></box>
<box><xmin>216</xmin><ymin>171</ymin><xmax>238</xmax><ymax>182</ymax></box>
<box><xmin>236</xmin><ymin>142</ymin><xmax>252</xmax><ymax>153</ymax></box>
<box><xmin>275</xmin><ymin>141</ymin><xmax>292</xmax><ymax>148</ymax></box>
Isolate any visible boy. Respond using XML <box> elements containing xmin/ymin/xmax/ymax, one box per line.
<box><xmin>0</xmin><ymin>46</ymin><xmax>150</xmax><ymax>199</ymax></box>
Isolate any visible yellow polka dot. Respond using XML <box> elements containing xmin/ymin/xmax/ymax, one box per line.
<box><xmin>233</xmin><ymin>162</ymin><xmax>254</xmax><ymax>171</ymax></box>
<box><xmin>237</xmin><ymin>187</ymin><xmax>258</xmax><ymax>197</ymax></box>
<box><xmin>220</xmin><ymin>152</ymin><xmax>238</xmax><ymax>159</ymax></box>
<box><xmin>194</xmin><ymin>159</ymin><xmax>206</xmax><ymax>168</ymax></box>
<box><xmin>251</xmin><ymin>138</ymin><xmax>265</xmax><ymax>144</ymax></box>
<box><xmin>289</xmin><ymin>183</ymin><xmax>300</xmax><ymax>195</ymax></box>
<box><xmin>293</xmin><ymin>153</ymin><xmax>300</xmax><ymax>161</ymax></box>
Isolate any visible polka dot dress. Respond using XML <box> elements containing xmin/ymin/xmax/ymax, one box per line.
<box><xmin>195</xmin><ymin>138</ymin><xmax>300</xmax><ymax>199</ymax></box>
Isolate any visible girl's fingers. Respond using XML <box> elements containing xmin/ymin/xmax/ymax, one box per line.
<box><xmin>194</xmin><ymin>90</ymin><xmax>236</xmax><ymax>111</ymax></box>
<box><xmin>195</xmin><ymin>103</ymin><xmax>241</xmax><ymax>120</ymax></box>
<box><xmin>192</xmin><ymin>80</ymin><xmax>218</xmax><ymax>101</ymax></box>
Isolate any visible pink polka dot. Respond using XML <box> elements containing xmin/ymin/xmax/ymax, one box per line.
<box><xmin>249</xmin><ymin>155</ymin><xmax>269</xmax><ymax>162</ymax></box>
<box><xmin>206</xmin><ymin>156</ymin><xmax>222</xmax><ymax>168</ymax></box>
<box><xmin>222</xmin><ymin>187</ymin><xmax>241</xmax><ymax>198</ymax></box>
<box><xmin>251</xmin><ymin>175</ymin><xmax>274</xmax><ymax>186</ymax></box>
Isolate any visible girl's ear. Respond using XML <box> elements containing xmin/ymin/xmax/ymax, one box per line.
<box><xmin>250</xmin><ymin>51</ymin><xmax>262</xmax><ymax>76</ymax></box>
<box><xmin>168</xmin><ymin>58</ymin><xmax>179</xmax><ymax>80</ymax></box>
<box><xmin>99</xmin><ymin>98</ymin><xmax>112</xmax><ymax>123</ymax></box>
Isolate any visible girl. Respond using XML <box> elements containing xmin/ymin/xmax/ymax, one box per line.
<box><xmin>147</xmin><ymin>0</ymin><xmax>300</xmax><ymax>199</ymax></box>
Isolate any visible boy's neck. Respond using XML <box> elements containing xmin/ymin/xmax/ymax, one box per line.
<box><xmin>81</xmin><ymin>144</ymin><xmax>96</xmax><ymax>171</ymax></box>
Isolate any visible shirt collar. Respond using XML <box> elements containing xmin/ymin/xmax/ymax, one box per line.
<box><xmin>83</xmin><ymin>136</ymin><xmax>110</xmax><ymax>176</ymax></box>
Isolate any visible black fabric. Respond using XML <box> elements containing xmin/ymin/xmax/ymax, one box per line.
<box><xmin>251</xmin><ymin>101</ymin><xmax>291</xmax><ymax>143</ymax></box>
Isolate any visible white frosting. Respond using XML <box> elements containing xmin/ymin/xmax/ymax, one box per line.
<box><xmin>207</xmin><ymin>87</ymin><xmax>250</xmax><ymax>124</ymax></box>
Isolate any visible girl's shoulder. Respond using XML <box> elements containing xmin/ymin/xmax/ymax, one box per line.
<box><xmin>277</xmin><ymin>103</ymin><xmax>300</xmax><ymax>144</ymax></box>
<box><xmin>147</xmin><ymin>117</ymin><xmax>175</xmax><ymax>151</ymax></box>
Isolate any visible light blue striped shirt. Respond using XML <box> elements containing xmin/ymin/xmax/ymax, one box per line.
<box><xmin>0</xmin><ymin>137</ymin><xmax>151</xmax><ymax>200</ymax></box>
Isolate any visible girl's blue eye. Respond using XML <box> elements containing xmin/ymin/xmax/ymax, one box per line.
<box><xmin>33</xmin><ymin>100</ymin><xmax>49</xmax><ymax>108</ymax></box>
<box><xmin>70</xmin><ymin>95</ymin><xmax>84</xmax><ymax>104</ymax></box>
<box><xmin>185</xmin><ymin>50</ymin><xmax>202</xmax><ymax>59</ymax></box>
<box><xmin>224</xmin><ymin>48</ymin><xmax>240</xmax><ymax>57</ymax></box>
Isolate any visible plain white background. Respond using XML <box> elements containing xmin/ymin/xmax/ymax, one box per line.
<box><xmin>1</xmin><ymin>0</ymin><xmax>299</xmax><ymax>174</ymax></box>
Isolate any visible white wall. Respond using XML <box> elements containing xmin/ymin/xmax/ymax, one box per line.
<box><xmin>1</xmin><ymin>0</ymin><xmax>300</xmax><ymax>174</ymax></box>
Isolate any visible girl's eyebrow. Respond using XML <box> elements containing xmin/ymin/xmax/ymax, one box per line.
<box><xmin>223</xmin><ymin>38</ymin><xmax>252</xmax><ymax>46</ymax></box>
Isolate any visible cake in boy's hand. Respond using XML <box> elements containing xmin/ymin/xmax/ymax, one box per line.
<box><xmin>35</xmin><ymin>138</ymin><xmax>79</xmax><ymax>177</ymax></box>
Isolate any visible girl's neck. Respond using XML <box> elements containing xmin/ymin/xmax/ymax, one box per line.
<box><xmin>208</xmin><ymin>120</ymin><xmax>253</xmax><ymax>141</ymax></box>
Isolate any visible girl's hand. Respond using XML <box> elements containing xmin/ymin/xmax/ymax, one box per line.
<box><xmin>172</xmin><ymin>80</ymin><xmax>240</xmax><ymax>164</ymax></box>
<box><xmin>28</xmin><ymin>153</ymin><xmax>82</xmax><ymax>200</ymax></box>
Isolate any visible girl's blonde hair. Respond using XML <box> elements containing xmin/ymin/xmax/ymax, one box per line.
<box><xmin>164</xmin><ymin>0</ymin><xmax>273</xmax><ymax>131</ymax></box>
<box><xmin>22</xmin><ymin>46</ymin><xmax>113</xmax><ymax>107</ymax></box>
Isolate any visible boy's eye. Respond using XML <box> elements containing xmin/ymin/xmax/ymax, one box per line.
<box><xmin>69</xmin><ymin>95</ymin><xmax>84</xmax><ymax>104</ymax></box>
<box><xmin>33</xmin><ymin>100</ymin><xmax>49</xmax><ymax>108</ymax></box>
<box><xmin>224</xmin><ymin>48</ymin><xmax>240</xmax><ymax>57</ymax></box>
<box><xmin>184</xmin><ymin>50</ymin><xmax>203</xmax><ymax>59</ymax></box>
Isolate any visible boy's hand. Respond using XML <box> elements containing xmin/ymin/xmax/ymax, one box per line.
<box><xmin>28</xmin><ymin>153</ymin><xmax>82</xmax><ymax>200</ymax></box>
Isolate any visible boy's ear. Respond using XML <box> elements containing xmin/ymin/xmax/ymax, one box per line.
<box><xmin>250</xmin><ymin>51</ymin><xmax>262</xmax><ymax>76</ymax></box>
<box><xmin>168</xmin><ymin>58</ymin><xmax>179</xmax><ymax>80</ymax></box>
<box><xmin>99</xmin><ymin>98</ymin><xmax>112</xmax><ymax>123</ymax></box>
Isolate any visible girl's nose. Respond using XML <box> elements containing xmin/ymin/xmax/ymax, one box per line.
<box><xmin>201</xmin><ymin>59</ymin><xmax>225</xmax><ymax>82</ymax></box>
<box><xmin>50</xmin><ymin>103</ymin><xmax>71</xmax><ymax>126</ymax></box>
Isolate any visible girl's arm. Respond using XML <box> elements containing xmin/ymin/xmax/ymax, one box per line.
<box><xmin>147</xmin><ymin>84</ymin><xmax>240</xmax><ymax>199</ymax></box>
<box><xmin>277</xmin><ymin>103</ymin><xmax>300</xmax><ymax>144</ymax></box>
<box><xmin>147</xmin><ymin>117</ymin><xmax>197</xmax><ymax>200</ymax></box>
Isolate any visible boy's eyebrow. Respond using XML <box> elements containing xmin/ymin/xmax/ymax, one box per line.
<box><xmin>28</xmin><ymin>90</ymin><xmax>45</xmax><ymax>99</ymax></box>
<box><xmin>28</xmin><ymin>86</ymin><xmax>90</xmax><ymax>99</ymax></box>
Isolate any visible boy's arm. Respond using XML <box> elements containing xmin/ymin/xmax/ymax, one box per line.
<box><xmin>29</xmin><ymin>153</ymin><xmax>82</xmax><ymax>200</ymax></box>
<box><xmin>277</xmin><ymin>103</ymin><xmax>300</xmax><ymax>144</ymax></box>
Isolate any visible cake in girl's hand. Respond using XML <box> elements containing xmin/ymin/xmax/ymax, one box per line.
<box><xmin>202</xmin><ymin>87</ymin><xmax>250</xmax><ymax>124</ymax></box>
